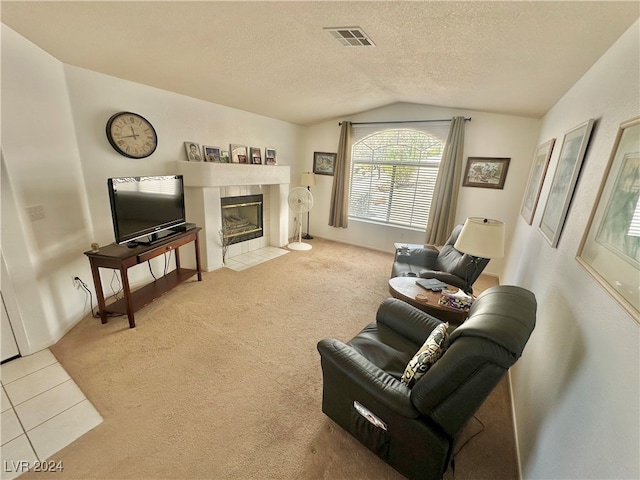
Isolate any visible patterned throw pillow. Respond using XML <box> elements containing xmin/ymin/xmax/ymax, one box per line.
<box><xmin>401</xmin><ymin>322</ymin><xmax>449</xmax><ymax>388</ymax></box>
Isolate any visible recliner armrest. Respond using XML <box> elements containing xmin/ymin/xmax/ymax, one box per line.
<box><xmin>317</xmin><ymin>338</ymin><xmax>420</xmax><ymax>418</ymax></box>
<box><xmin>395</xmin><ymin>247</ymin><xmax>439</xmax><ymax>266</ymax></box>
<box><xmin>376</xmin><ymin>298</ymin><xmax>444</xmax><ymax>345</ymax></box>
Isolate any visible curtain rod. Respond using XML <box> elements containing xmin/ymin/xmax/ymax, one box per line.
<box><xmin>338</xmin><ymin>117</ymin><xmax>471</xmax><ymax>126</ymax></box>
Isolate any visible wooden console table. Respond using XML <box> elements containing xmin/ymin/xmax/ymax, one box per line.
<box><xmin>84</xmin><ymin>228</ymin><xmax>202</xmax><ymax>328</ymax></box>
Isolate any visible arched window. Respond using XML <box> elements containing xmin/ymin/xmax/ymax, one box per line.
<box><xmin>349</xmin><ymin>126</ymin><xmax>447</xmax><ymax>229</ymax></box>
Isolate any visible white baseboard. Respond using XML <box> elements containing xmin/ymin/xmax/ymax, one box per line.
<box><xmin>508</xmin><ymin>370</ymin><xmax>524</xmax><ymax>480</ymax></box>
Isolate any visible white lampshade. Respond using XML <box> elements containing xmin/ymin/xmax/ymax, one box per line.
<box><xmin>300</xmin><ymin>172</ymin><xmax>316</xmax><ymax>187</ymax></box>
<box><xmin>454</xmin><ymin>217</ymin><xmax>505</xmax><ymax>259</ymax></box>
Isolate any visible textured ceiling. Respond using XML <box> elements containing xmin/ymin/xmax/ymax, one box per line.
<box><xmin>2</xmin><ymin>1</ymin><xmax>639</xmax><ymax>126</ymax></box>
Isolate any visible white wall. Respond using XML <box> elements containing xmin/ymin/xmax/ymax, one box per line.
<box><xmin>1</xmin><ymin>25</ymin><xmax>300</xmax><ymax>352</ymax></box>
<box><xmin>2</xmin><ymin>26</ymin><xmax>92</xmax><ymax>353</ymax></box>
<box><xmin>63</xmin><ymin>64</ymin><xmax>301</xmax><ymax>250</ymax></box>
<box><xmin>63</xmin><ymin>65</ymin><xmax>300</xmax><ymax>272</ymax></box>
<box><xmin>300</xmin><ymin>103</ymin><xmax>541</xmax><ymax>277</ymax></box>
<box><xmin>504</xmin><ymin>20</ymin><xmax>639</xmax><ymax>479</ymax></box>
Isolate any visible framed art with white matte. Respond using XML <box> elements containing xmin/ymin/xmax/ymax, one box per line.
<box><xmin>539</xmin><ymin>119</ymin><xmax>595</xmax><ymax>247</ymax></box>
<box><xmin>577</xmin><ymin>116</ymin><xmax>640</xmax><ymax>323</ymax></box>
<box><xmin>520</xmin><ymin>139</ymin><xmax>555</xmax><ymax>224</ymax></box>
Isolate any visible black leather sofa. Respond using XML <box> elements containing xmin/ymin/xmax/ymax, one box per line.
<box><xmin>317</xmin><ymin>285</ymin><xmax>536</xmax><ymax>480</ymax></box>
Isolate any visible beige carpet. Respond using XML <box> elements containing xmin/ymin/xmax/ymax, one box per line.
<box><xmin>31</xmin><ymin>238</ymin><xmax>517</xmax><ymax>479</ymax></box>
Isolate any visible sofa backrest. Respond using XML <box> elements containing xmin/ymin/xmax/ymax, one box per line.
<box><xmin>409</xmin><ymin>285</ymin><xmax>536</xmax><ymax>438</ymax></box>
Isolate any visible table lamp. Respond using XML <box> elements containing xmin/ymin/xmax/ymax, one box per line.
<box><xmin>453</xmin><ymin>217</ymin><xmax>505</xmax><ymax>294</ymax></box>
<box><xmin>300</xmin><ymin>172</ymin><xmax>316</xmax><ymax>240</ymax></box>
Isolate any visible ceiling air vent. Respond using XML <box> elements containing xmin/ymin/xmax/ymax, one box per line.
<box><xmin>325</xmin><ymin>27</ymin><xmax>375</xmax><ymax>47</ymax></box>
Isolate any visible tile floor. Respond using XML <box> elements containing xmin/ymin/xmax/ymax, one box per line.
<box><xmin>1</xmin><ymin>350</ymin><xmax>102</xmax><ymax>480</ymax></box>
<box><xmin>224</xmin><ymin>246</ymin><xmax>289</xmax><ymax>271</ymax></box>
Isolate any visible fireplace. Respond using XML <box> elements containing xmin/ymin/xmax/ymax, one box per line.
<box><xmin>221</xmin><ymin>194</ymin><xmax>263</xmax><ymax>245</ymax></box>
<box><xmin>178</xmin><ymin>161</ymin><xmax>290</xmax><ymax>271</ymax></box>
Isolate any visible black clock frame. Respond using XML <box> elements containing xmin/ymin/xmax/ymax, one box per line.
<box><xmin>106</xmin><ymin>111</ymin><xmax>158</xmax><ymax>159</ymax></box>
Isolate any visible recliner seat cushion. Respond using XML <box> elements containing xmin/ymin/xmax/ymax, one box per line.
<box><xmin>348</xmin><ymin>322</ymin><xmax>419</xmax><ymax>379</ymax></box>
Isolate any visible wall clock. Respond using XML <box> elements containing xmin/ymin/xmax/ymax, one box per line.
<box><xmin>106</xmin><ymin>111</ymin><xmax>157</xmax><ymax>159</ymax></box>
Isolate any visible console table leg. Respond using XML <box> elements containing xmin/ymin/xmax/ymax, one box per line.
<box><xmin>195</xmin><ymin>232</ymin><xmax>202</xmax><ymax>281</ymax></box>
<box><xmin>175</xmin><ymin>248</ymin><xmax>181</xmax><ymax>270</ymax></box>
<box><xmin>89</xmin><ymin>262</ymin><xmax>108</xmax><ymax>324</ymax></box>
<box><xmin>120</xmin><ymin>267</ymin><xmax>136</xmax><ymax>328</ymax></box>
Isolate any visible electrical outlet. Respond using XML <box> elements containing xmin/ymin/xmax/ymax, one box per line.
<box><xmin>72</xmin><ymin>276</ymin><xmax>80</xmax><ymax>288</ymax></box>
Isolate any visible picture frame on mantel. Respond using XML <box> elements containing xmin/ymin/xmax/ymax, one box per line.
<box><xmin>462</xmin><ymin>157</ymin><xmax>510</xmax><ymax>189</ymax></box>
<box><xmin>230</xmin><ymin>144</ymin><xmax>248</xmax><ymax>164</ymax></box>
<box><xmin>250</xmin><ymin>147</ymin><xmax>262</xmax><ymax>164</ymax></box>
<box><xmin>265</xmin><ymin>148</ymin><xmax>277</xmax><ymax>165</ymax></box>
<box><xmin>539</xmin><ymin>118</ymin><xmax>595</xmax><ymax>247</ymax></box>
<box><xmin>577</xmin><ymin>115</ymin><xmax>640</xmax><ymax>323</ymax></box>
<box><xmin>203</xmin><ymin>145</ymin><xmax>221</xmax><ymax>162</ymax></box>
<box><xmin>520</xmin><ymin>139</ymin><xmax>555</xmax><ymax>224</ymax></box>
<box><xmin>184</xmin><ymin>142</ymin><xmax>202</xmax><ymax>162</ymax></box>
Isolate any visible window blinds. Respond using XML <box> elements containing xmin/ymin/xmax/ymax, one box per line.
<box><xmin>349</xmin><ymin>122</ymin><xmax>449</xmax><ymax>230</ymax></box>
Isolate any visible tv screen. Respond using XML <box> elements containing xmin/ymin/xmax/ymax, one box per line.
<box><xmin>107</xmin><ymin>175</ymin><xmax>186</xmax><ymax>245</ymax></box>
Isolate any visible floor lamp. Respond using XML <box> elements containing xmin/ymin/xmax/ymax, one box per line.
<box><xmin>300</xmin><ymin>172</ymin><xmax>316</xmax><ymax>240</ymax></box>
<box><xmin>453</xmin><ymin>217</ymin><xmax>505</xmax><ymax>294</ymax></box>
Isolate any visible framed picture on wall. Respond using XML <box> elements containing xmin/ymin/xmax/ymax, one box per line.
<box><xmin>220</xmin><ymin>150</ymin><xmax>230</xmax><ymax>163</ymax></box>
<box><xmin>313</xmin><ymin>152</ymin><xmax>336</xmax><ymax>176</ymax></box>
<box><xmin>539</xmin><ymin>118</ymin><xmax>595</xmax><ymax>247</ymax></box>
<box><xmin>520</xmin><ymin>139</ymin><xmax>555</xmax><ymax>224</ymax></box>
<box><xmin>462</xmin><ymin>157</ymin><xmax>511</xmax><ymax>189</ymax></box>
<box><xmin>577</xmin><ymin>115</ymin><xmax>640</xmax><ymax>323</ymax></box>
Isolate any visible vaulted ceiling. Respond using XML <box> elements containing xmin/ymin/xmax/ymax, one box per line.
<box><xmin>2</xmin><ymin>1</ymin><xmax>638</xmax><ymax>125</ymax></box>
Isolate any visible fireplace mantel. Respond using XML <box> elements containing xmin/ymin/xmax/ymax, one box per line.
<box><xmin>177</xmin><ymin>160</ymin><xmax>290</xmax><ymax>187</ymax></box>
<box><xmin>176</xmin><ymin>161</ymin><xmax>290</xmax><ymax>271</ymax></box>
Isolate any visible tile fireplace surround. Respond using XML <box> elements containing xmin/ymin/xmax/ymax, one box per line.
<box><xmin>177</xmin><ymin>161</ymin><xmax>290</xmax><ymax>271</ymax></box>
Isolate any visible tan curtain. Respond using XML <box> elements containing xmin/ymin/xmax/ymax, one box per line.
<box><xmin>328</xmin><ymin>121</ymin><xmax>352</xmax><ymax>228</ymax></box>
<box><xmin>425</xmin><ymin>116</ymin><xmax>466</xmax><ymax>244</ymax></box>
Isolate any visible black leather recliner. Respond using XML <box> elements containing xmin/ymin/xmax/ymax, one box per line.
<box><xmin>317</xmin><ymin>285</ymin><xmax>536</xmax><ymax>480</ymax></box>
<box><xmin>391</xmin><ymin>224</ymin><xmax>490</xmax><ymax>292</ymax></box>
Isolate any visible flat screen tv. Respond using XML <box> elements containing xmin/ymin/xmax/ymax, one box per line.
<box><xmin>107</xmin><ymin>175</ymin><xmax>186</xmax><ymax>245</ymax></box>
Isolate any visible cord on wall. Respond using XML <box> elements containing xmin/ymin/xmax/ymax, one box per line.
<box><xmin>74</xmin><ymin>276</ymin><xmax>98</xmax><ymax>318</ymax></box>
<box><xmin>74</xmin><ymin>276</ymin><xmax>123</xmax><ymax>319</ymax></box>
<box><xmin>109</xmin><ymin>270</ymin><xmax>123</xmax><ymax>300</ymax></box>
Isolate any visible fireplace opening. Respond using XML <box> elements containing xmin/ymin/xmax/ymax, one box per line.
<box><xmin>221</xmin><ymin>194</ymin><xmax>263</xmax><ymax>245</ymax></box>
